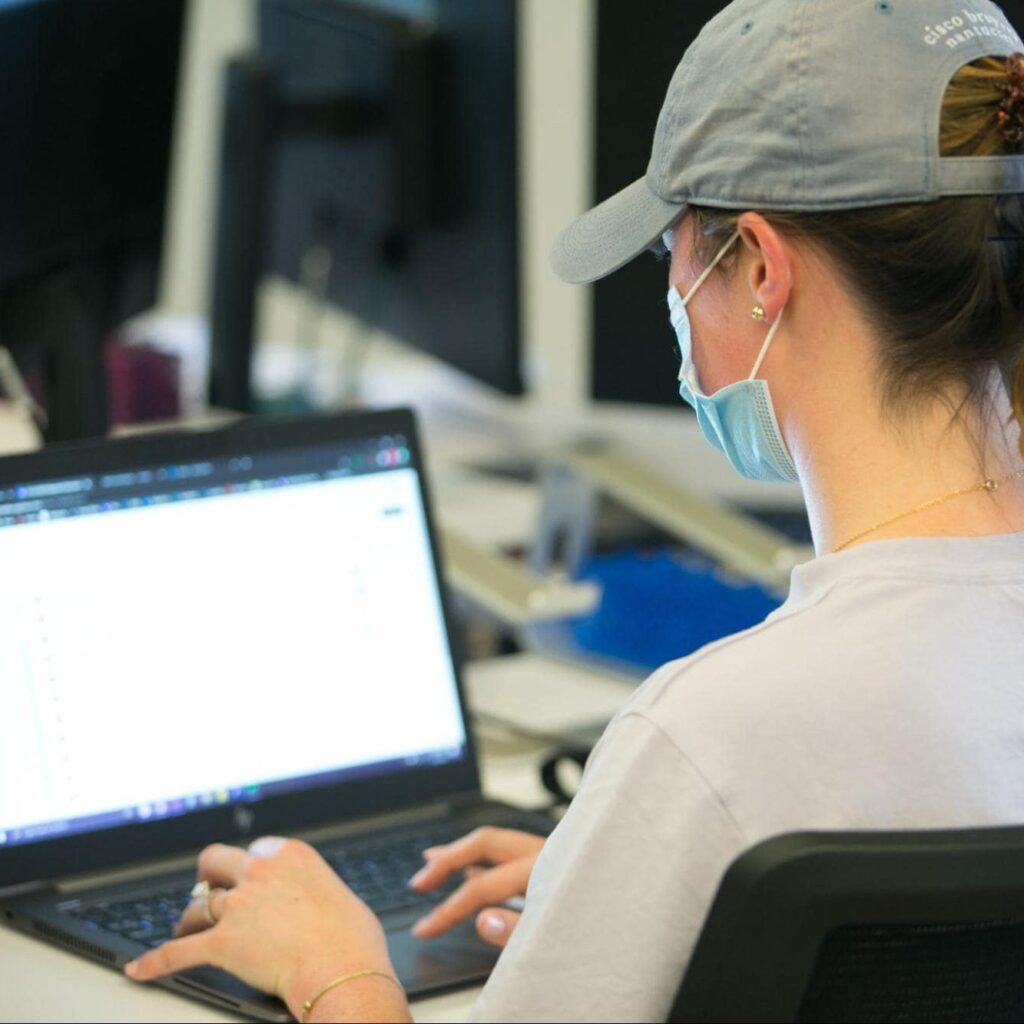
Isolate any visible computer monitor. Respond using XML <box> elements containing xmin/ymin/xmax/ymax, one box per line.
<box><xmin>209</xmin><ymin>0</ymin><xmax>521</xmax><ymax>412</ymax></box>
<box><xmin>0</xmin><ymin>0</ymin><xmax>184</xmax><ymax>442</ymax></box>
<box><xmin>590</xmin><ymin>0</ymin><xmax>729</xmax><ymax>408</ymax></box>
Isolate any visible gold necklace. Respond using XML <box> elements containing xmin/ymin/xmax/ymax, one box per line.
<box><xmin>832</xmin><ymin>468</ymin><xmax>1024</xmax><ymax>554</ymax></box>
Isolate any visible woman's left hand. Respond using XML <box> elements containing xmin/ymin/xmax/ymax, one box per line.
<box><xmin>124</xmin><ymin>836</ymin><xmax>410</xmax><ymax>1022</ymax></box>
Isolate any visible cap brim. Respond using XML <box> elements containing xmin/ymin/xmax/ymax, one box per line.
<box><xmin>551</xmin><ymin>176</ymin><xmax>687</xmax><ymax>285</ymax></box>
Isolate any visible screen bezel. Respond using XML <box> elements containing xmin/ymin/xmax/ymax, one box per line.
<box><xmin>0</xmin><ymin>408</ymin><xmax>482</xmax><ymax>888</ymax></box>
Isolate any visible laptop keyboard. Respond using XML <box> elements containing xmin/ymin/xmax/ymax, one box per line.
<box><xmin>318</xmin><ymin>823</ymin><xmax>468</xmax><ymax>916</ymax></box>
<box><xmin>70</xmin><ymin>883</ymin><xmax>193</xmax><ymax>949</ymax></box>
<box><xmin>67</xmin><ymin>812</ymin><xmax>546</xmax><ymax>949</ymax></box>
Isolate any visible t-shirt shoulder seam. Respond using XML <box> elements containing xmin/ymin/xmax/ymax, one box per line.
<box><xmin>826</xmin><ymin>569</ymin><xmax>1024</xmax><ymax>587</ymax></box>
<box><xmin>656</xmin><ymin>564</ymin><xmax>1023</xmax><ymax>687</ymax></box>
<box><xmin>654</xmin><ymin>570</ymin><xmax>845</xmax><ymax>675</ymax></box>
<box><xmin>619</xmin><ymin>709</ymin><xmax>749</xmax><ymax>843</ymax></box>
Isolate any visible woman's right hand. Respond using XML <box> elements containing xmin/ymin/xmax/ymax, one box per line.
<box><xmin>408</xmin><ymin>827</ymin><xmax>545</xmax><ymax>948</ymax></box>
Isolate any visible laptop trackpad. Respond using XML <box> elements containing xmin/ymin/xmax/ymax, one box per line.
<box><xmin>387</xmin><ymin>918</ymin><xmax>500</xmax><ymax>996</ymax></box>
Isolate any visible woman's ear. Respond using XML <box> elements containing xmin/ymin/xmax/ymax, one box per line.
<box><xmin>737</xmin><ymin>212</ymin><xmax>793</xmax><ymax>322</ymax></box>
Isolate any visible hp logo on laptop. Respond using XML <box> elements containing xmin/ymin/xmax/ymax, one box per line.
<box><xmin>233</xmin><ymin>806</ymin><xmax>256</xmax><ymax>835</ymax></box>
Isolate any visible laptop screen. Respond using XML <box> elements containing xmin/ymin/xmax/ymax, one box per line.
<box><xmin>0</xmin><ymin>421</ymin><xmax>468</xmax><ymax>851</ymax></box>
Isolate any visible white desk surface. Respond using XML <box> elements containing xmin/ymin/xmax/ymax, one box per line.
<box><xmin>0</xmin><ymin>654</ymin><xmax>635</xmax><ymax>1023</ymax></box>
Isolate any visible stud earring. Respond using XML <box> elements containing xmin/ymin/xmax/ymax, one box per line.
<box><xmin>751</xmin><ymin>305</ymin><xmax>766</xmax><ymax>321</ymax></box>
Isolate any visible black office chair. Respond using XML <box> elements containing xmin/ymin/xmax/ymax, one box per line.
<box><xmin>668</xmin><ymin>826</ymin><xmax>1024</xmax><ymax>1023</ymax></box>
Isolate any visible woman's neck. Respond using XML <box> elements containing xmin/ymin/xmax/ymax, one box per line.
<box><xmin>795</xmin><ymin>369</ymin><xmax>1024</xmax><ymax>557</ymax></box>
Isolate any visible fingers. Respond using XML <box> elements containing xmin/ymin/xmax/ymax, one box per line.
<box><xmin>125</xmin><ymin>932</ymin><xmax>217</xmax><ymax>982</ymax></box>
<box><xmin>197</xmin><ymin>843</ymin><xmax>248</xmax><ymax>888</ymax></box>
<box><xmin>170</xmin><ymin>843</ymin><xmax>246</xmax><ymax>941</ymax></box>
<box><xmin>175</xmin><ymin>887</ymin><xmax>229</xmax><ymax>938</ymax></box>
<box><xmin>410</xmin><ymin>827</ymin><xmax>540</xmax><ymax>892</ymax></box>
<box><xmin>475</xmin><ymin>908</ymin><xmax>520</xmax><ymax>949</ymax></box>
<box><xmin>412</xmin><ymin>859</ymin><xmax>527</xmax><ymax>939</ymax></box>
<box><xmin>175</xmin><ymin>839</ymin><xmax>326</xmax><ymax>941</ymax></box>
<box><xmin>126</xmin><ymin>834</ymin><xmax>394</xmax><ymax>1010</ymax></box>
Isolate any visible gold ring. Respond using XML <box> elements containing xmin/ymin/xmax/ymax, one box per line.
<box><xmin>190</xmin><ymin>880</ymin><xmax>218</xmax><ymax>926</ymax></box>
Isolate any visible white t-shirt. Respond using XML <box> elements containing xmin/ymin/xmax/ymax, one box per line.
<box><xmin>470</xmin><ymin>531</ymin><xmax>1024</xmax><ymax>1023</ymax></box>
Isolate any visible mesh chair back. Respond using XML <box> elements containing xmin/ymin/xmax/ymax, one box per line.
<box><xmin>797</xmin><ymin>920</ymin><xmax>1024</xmax><ymax>1023</ymax></box>
<box><xmin>668</xmin><ymin>827</ymin><xmax>1024</xmax><ymax>1023</ymax></box>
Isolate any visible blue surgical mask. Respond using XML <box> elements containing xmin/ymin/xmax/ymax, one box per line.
<box><xmin>667</xmin><ymin>232</ymin><xmax>798</xmax><ymax>484</ymax></box>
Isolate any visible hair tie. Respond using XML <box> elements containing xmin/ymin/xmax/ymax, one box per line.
<box><xmin>998</xmin><ymin>53</ymin><xmax>1024</xmax><ymax>146</ymax></box>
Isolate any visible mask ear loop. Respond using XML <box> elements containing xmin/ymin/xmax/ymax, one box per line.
<box><xmin>748</xmin><ymin>309</ymin><xmax>785</xmax><ymax>381</ymax></box>
<box><xmin>680</xmin><ymin>230</ymin><xmax>741</xmax><ymax>305</ymax></box>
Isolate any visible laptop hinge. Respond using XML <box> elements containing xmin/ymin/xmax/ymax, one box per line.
<box><xmin>0</xmin><ymin>880</ymin><xmax>51</xmax><ymax>900</ymax></box>
<box><xmin>448</xmin><ymin>789</ymin><xmax>489</xmax><ymax>811</ymax></box>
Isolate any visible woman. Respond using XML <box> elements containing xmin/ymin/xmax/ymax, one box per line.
<box><xmin>126</xmin><ymin>0</ymin><xmax>1024</xmax><ymax>1020</ymax></box>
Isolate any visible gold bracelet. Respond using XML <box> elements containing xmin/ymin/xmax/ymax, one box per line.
<box><xmin>300</xmin><ymin>968</ymin><xmax>404</xmax><ymax>1022</ymax></box>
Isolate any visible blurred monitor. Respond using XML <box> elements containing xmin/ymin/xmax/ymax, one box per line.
<box><xmin>591</xmin><ymin>0</ymin><xmax>729</xmax><ymax>408</ymax></box>
<box><xmin>211</xmin><ymin>0</ymin><xmax>520</xmax><ymax>410</ymax></box>
<box><xmin>0</xmin><ymin>0</ymin><xmax>184</xmax><ymax>441</ymax></box>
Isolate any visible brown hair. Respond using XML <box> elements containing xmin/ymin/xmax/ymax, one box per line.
<box><xmin>690</xmin><ymin>56</ymin><xmax>1024</xmax><ymax>454</ymax></box>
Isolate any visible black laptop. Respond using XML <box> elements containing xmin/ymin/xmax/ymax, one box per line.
<box><xmin>0</xmin><ymin>408</ymin><xmax>551</xmax><ymax>1021</ymax></box>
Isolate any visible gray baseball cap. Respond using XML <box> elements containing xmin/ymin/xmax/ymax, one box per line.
<box><xmin>552</xmin><ymin>0</ymin><xmax>1024</xmax><ymax>285</ymax></box>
